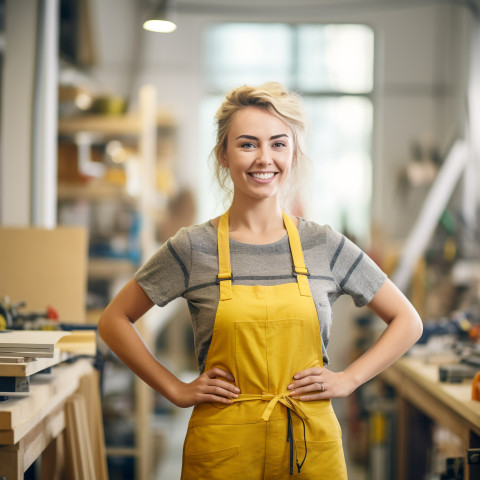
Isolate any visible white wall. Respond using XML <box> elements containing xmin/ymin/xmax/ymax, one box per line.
<box><xmin>86</xmin><ymin>1</ymin><xmax>473</xmax><ymax>241</ymax></box>
<box><xmin>0</xmin><ymin>0</ymin><xmax>38</xmax><ymax>225</ymax></box>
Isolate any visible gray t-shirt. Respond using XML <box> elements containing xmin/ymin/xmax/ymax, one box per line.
<box><xmin>135</xmin><ymin>218</ymin><xmax>387</xmax><ymax>372</ymax></box>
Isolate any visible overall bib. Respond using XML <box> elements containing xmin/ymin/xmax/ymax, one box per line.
<box><xmin>181</xmin><ymin>211</ymin><xmax>348</xmax><ymax>479</ymax></box>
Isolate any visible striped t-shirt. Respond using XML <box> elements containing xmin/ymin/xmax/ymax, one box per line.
<box><xmin>135</xmin><ymin>218</ymin><xmax>387</xmax><ymax>372</ymax></box>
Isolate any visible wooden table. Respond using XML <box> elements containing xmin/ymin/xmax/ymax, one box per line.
<box><xmin>0</xmin><ymin>359</ymin><xmax>108</xmax><ymax>480</ymax></box>
<box><xmin>380</xmin><ymin>357</ymin><xmax>480</xmax><ymax>480</ymax></box>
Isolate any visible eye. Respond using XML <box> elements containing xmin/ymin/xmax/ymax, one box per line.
<box><xmin>241</xmin><ymin>142</ymin><xmax>256</xmax><ymax>149</ymax></box>
<box><xmin>272</xmin><ymin>141</ymin><xmax>286</xmax><ymax>148</ymax></box>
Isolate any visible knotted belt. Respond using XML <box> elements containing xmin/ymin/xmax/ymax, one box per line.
<box><xmin>231</xmin><ymin>392</ymin><xmax>308</xmax><ymax>474</ymax></box>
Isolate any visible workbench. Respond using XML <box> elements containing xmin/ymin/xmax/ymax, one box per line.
<box><xmin>380</xmin><ymin>357</ymin><xmax>480</xmax><ymax>480</ymax></box>
<box><xmin>0</xmin><ymin>358</ymin><xmax>108</xmax><ymax>480</ymax></box>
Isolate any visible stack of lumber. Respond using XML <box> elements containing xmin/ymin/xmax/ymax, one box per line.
<box><xmin>0</xmin><ymin>330</ymin><xmax>97</xmax><ymax>395</ymax></box>
<box><xmin>0</xmin><ymin>331</ymin><xmax>71</xmax><ymax>358</ymax></box>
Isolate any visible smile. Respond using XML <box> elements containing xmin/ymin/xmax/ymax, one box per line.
<box><xmin>248</xmin><ymin>172</ymin><xmax>277</xmax><ymax>180</ymax></box>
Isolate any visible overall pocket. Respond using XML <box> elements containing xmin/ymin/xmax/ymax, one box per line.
<box><xmin>235</xmin><ymin>319</ymin><xmax>304</xmax><ymax>394</ymax></box>
<box><xmin>182</xmin><ymin>446</ymin><xmax>239</xmax><ymax>480</ymax></box>
<box><xmin>293</xmin><ymin>411</ymin><xmax>347</xmax><ymax>479</ymax></box>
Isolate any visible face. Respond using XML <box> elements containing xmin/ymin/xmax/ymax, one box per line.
<box><xmin>221</xmin><ymin>106</ymin><xmax>294</xmax><ymax>204</ymax></box>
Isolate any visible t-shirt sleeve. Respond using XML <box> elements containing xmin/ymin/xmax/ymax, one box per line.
<box><xmin>134</xmin><ymin>227</ymin><xmax>191</xmax><ymax>307</ymax></box>
<box><xmin>326</xmin><ymin>226</ymin><xmax>387</xmax><ymax>307</ymax></box>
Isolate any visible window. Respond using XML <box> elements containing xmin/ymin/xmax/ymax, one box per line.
<box><xmin>199</xmin><ymin>23</ymin><xmax>374</xmax><ymax>243</ymax></box>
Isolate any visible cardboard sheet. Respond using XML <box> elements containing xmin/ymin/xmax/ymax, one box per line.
<box><xmin>0</xmin><ymin>227</ymin><xmax>88</xmax><ymax>323</ymax></box>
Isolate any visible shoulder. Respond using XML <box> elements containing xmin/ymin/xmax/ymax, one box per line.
<box><xmin>168</xmin><ymin>220</ymin><xmax>217</xmax><ymax>259</ymax></box>
<box><xmin>170</xmin><ymin>220</ymin><xmax>215</xmax><ymax>245</ymax></box>
<box><xmin>297</xmin><ymin>217</ymin><xmax>335</xmax><ymax>246</ymax></box>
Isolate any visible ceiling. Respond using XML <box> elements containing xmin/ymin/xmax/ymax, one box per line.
<box><xmin>169</xmin><ymin>0</ymin><xmax>480</xmax><ymax>16</ymax></box>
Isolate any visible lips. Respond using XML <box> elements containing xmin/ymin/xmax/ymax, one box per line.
<box><xmin>248</xmin><ymin>172</ymin><xmax>278</xmax><ymax>181</ymax></box>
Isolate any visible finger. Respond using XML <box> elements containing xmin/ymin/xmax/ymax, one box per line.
<box><xmin>297</xmin><ymin>392</ymin><xmax>329</xmax><ymax>401</ymax></box>
<box><xmin>293</xmin><ymin>367</ymin><xmax>323</xmax><ymax>380</ymax></box>
<box><xmin>209</xmin><ymin>378</ymin><xmax>240</xmax><ymax>394</ymax></box>
<box><xmin>207</xmin><ymin>387</ymin><xmax>238</xmax><ymax>399</ymax></box>
<box><xmin>289</xmin><ymin>382</ymin><xmax>325</xmax><ymax>396</ymax></box>
<box><xmin>205</xmin><ymin>367</ymin><xmax>236</xmax><ymax>382</ymax></box>
<box><xmin>288</xmin><ymin>375</ymin><xmax>321</xmax><ymax>390</ymax></box>
<box><xmin>201</xmin><ymin>394</ymin><xmax>234</xmax><ymax>405</ymax></box>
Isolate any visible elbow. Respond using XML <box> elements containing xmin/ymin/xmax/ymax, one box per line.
<box><xmin>412</xmin><ymin>312</ymin><xmax>424</xmax><ymax>344</ymax></box>
<box><xmin>97</xmin><ymin>310</ymin><xmax>110</xmax><ymax>343</ymax></box>
<box><xmin>97</xmin><ymin>313</ymin><xmax>106</xmax><ymax>341</ymax></box>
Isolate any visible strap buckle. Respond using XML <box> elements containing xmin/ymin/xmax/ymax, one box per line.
<box><xmin>216</xmin><ymin>273</ymin><xmax>233</xmax><ymax>284</ymax></box>
<box><xmin>292</xmin><ymin>267</ymin><xmax>310</xmax><ymax>277</ymax></box>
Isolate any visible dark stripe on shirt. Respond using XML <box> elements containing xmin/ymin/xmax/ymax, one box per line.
<box><xmin>184</xmin><ymin>274</ymin><xmax>336</xmax><ymax>294</ymax></box>
<box><xmin>185</xmin><ymin>281</ymin><xmax>217</xmax><ymax>294</ymax></box>
<box><xmin>330</xmin><ymin>236</ymin><xmax>345</xmax><ymax>270</ymax></box>
<box><xmin>310</xmin><ymin>275</ymin><xmax>336</xmax><ymax>282</ymax></box>
<box><xmin>167</xmin><ymin>239</ymin><xmax>189</xmax><ymax>290</ymax></box>
<box><xmin>340</xmin><ymin>252</ymin><xmax>364</xmax><ymax>289</ymax></box>
<box><xmin>234</xmin><ymin>274</ymin><xmax>293</xmax><ymax>281</ymax></box>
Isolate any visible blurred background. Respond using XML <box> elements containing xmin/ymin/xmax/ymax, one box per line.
<box><xmin>1</xmin><ymin>0</ymin><xmax>480</xmax><ymax>479</ymax></box>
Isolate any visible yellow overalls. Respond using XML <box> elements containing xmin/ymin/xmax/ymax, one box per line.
<box><xmin>181</xmin><ymin>211</ymin><xmax>348</xmax><ymax>479</ymax></box>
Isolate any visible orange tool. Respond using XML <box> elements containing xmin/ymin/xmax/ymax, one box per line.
<box><xmin>472</xmin><ymin>372</ymin><xmax>480</xmax><ymax>401</ymax></box>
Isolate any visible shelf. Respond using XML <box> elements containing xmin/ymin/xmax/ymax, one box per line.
<box><xmin>58</xmin><ymin>182</ymin><xmax>138</xmax><ymax>203</ymax></box>
<box><xmin>106</xmin><ymin>447</ymin><xmax>140</xmax><ymax>457</ymax></box>
<box><xmin>58</xmin><ymin>112</ymin><xmax>175</xmax><ymax>137</ymax></box>
<box><xmin>56</xmin><ymin>88</ymin><xmax>173</xmax><ymax>480</ymax></box>
<box><xmin>88</xmin><ymin>258</ymin><xmax>137</xmax><ymax>280</ymax></box>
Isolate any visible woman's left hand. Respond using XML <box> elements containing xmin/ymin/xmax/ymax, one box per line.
<box><xmin>287</xmin><ymin>367</ymin><xmax>358</xmax><ymax>401</ymax></box>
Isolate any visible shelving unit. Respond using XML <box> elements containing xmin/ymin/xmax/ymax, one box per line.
<box><xmin>57</xmin><ymin>86</ymin><xmax>176</xmax><ymax>480</ymax></box>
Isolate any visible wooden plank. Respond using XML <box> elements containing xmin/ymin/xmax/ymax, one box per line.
<box><xmin>57</xmin><ymin>330</ymin><xmax>96</xmax><ymax>356</ymax></box>
<box><xmin>65</xmin><ymin>394</ymin><xmax>95</xmax><ymax>480</ymax></box>
<box><xmin>40</xmin><ymin>434</ymin><xmax>64</xmax><ymax>480</ymax></box>
<box><xmin>0</xmin><ymin>349</ymin><xmax>68</xmax><ymax>377</ymax></box>
<box><xmin>0</xmin><ymin>359</ymin><xmax>94</xmax><ymax>443</ymax></box>
<box><xmin>22</xmin><ymin>406</ymin><xmax>65</xmax><ymax>472</ymax></box>
<box><xmin>0</xmin><ymin>440</ymin><xmax>23</xmax><ymax>480</ymax></box>
<box><xmin>0</xmin><ymin>330</ymin><xmax>70</xmax><ymax>349</ymax></box>
<box><xmin>0</xmin><ymin>357</ymin><xmax>28</xmax><ymax>363</ymax></box>
<box><xmin>79</xmin><ymin>371</ymin><xmax>108</xmax><ymax>480</ymax></box>
<box><xmin>0</xmin><ymin>350</ymin><xmax>53</xmax><ymax>358</ymax></box>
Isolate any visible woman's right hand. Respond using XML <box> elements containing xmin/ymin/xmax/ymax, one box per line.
<box><xmin>171</xmin><ymin>367</ymin><xmax>240</xmax><ymax>408</ymax></box>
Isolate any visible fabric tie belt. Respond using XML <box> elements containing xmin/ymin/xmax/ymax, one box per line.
<box><xmin>231</xmin><ymin>392</ymin><xmax>308</xmax><ymax>474</ymax></box>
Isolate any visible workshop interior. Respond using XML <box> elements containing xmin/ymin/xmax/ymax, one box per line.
<box><xmin>1</xmin><ymin>0</ymin><xmax>480</xmax><ymax>479</ymax></box>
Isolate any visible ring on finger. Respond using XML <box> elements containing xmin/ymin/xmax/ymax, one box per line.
<box><xmin>320</xmin><ymin>382</ymin><xmax>326</xmax><ymax>393</ymax></box>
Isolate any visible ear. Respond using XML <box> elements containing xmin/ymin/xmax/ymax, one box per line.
<box><xmin>220</xmin><ymin>152</ymin><xmax>229</xmax><ymax>168</ymax></box>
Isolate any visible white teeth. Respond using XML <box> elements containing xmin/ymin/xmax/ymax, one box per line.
<box><xmin>251</xmin><ymin>172</ymin><xmax>275</xmax><ymax>180</ymax></box>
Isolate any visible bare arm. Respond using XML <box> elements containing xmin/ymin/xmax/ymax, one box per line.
<box><xmin>97</xmin><ymin>278</ymin><xmax>240</xmax><ymax>407</ymax></box>
<box><xmin>288</xmin><ymin>279</ymin><xmax>423</xmax><ymax>399</ymax></box>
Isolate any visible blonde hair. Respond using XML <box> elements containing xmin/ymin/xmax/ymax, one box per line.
<box><xmin>211</xmin><ymin>82</ymin><xmax>310</xmax><ymax>202</ymax></box>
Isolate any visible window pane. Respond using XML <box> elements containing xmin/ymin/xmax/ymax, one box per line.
<box><xmin>204</xmin><ymin>24</ymin><xmax>294</xmax><ymax>91</ymax></box>
<box><xmin>197</xmin><ymin>95</ymin><xmax>226</xmax><ymax>222</ymax></box>
<box><xmin>297</xmin><ymin>24</ymin><xmax>374</xmax><ymax>93</ymax></box>
<box><xmin>303</xmin><ymin>96</ymin><xmax>373</xmax><ymax>240</ymax></box>
<box><xmin>201</xmin><ymin>23</ymin><xmax>375</xmax><ymax>243</ymax></box>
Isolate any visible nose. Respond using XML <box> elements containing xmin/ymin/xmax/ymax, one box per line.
<box><xmin>257</xmin><ymin>146</ymin><xmax>272</xmax><ymax>165</ymax></box>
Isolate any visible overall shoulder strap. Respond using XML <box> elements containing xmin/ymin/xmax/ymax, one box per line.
<box><xmin>282</xmin><ymin>213</ymin><xmax>311</xmax><ymax>297</ymax></box>
<box><xmin>217</xmin><ymin>211</ymin><xmax>233</xmax><ymax>300</ymax></box>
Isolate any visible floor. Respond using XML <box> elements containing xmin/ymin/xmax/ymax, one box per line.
<box><xmin>151</xmin><ymin>386</ymin><xmax>368</xmax><ymax>480</ymax></box>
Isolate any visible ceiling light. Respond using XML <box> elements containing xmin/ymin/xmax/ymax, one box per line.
<box><xmin>143</xmin><ymin>0</ymin><xmax>177</xmax><ymax>33</ymax></box>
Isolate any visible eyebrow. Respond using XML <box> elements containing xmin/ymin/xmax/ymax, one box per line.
<box><xmin>235</xmin><ymin>134</ymin><xmax>289</xmax><ymax>141</ymax></box>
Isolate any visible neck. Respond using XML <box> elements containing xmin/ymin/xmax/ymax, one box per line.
<box><xmin>228</xmin><ymin>195</ymin><xmax>284</xmax><ymax>236</ymax></box>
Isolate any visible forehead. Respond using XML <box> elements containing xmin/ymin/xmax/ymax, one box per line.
<box><xmin>228</xmin><ymin>106</ymin><xmax>291</xmax><ymax>136</ymax></box>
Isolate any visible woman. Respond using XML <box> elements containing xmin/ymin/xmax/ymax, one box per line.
<box><xmin>98</xmin><ymin>82</ymin><xmax>423</xmax><ymax>479</ymax></box>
